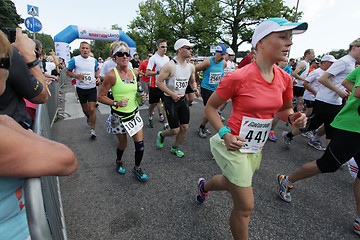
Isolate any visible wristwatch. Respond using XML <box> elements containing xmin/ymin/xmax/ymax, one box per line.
<box><xmin>27</xmin><ymin>58</ymin><xmax>40</xmax><ymax>69</ymax></box>
<box><xmin>113</xmin><ymin>101</ymin><xmax>117</xmax><ymax>106</ymax></box>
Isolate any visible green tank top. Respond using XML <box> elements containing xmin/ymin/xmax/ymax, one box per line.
<box><xmin>111</xmin><ymin>67</ymin><xmax>138</xmax><ymax>113</ymax></box>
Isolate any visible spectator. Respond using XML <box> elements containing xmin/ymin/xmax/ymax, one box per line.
<box><xmin>0</xmin><ymin>28</ymin><xmax>48</xmax><ymax>127</ymax></box>
<box><xmin>0</xmin><ymin>27</ymin><xmax>78</xmax><ymax>240</ymax></box>
<box><xmin>130</xmin><ymin>52</ymin><xmax>141</xmax><ymax>69</ymax></box>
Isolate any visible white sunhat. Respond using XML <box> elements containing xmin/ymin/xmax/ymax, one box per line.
<box><xmin>251</xmin><ymin>18</ymin><xmax>308</xmax><ymax>48</ymax></box>
<box><xmin>174</xmin><ymin>38</ymin><xmax>195</xmax><ymax>51</ymax></box>
<box><xmin>227</xmin><ymin>48</ymin><xmax>235</xmax><ymax>55</ymax></box>
<box><xmin>321</xmin><ymin>55</ymin><xmax>336</xmax><ymax>62</ymax></box>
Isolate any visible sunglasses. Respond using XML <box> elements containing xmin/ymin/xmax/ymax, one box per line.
<box><xmin>0</xmin><ymin>55</ymin><xmax>10</xmax><ymax>70</ymax></box>
<box><xmin>181</xmin><ymin>46</ymin><xmax>192</xmax><ymax>50</ymax></box>
<box><xmin>160</xmin><ymin>46</ymin><xmax>167</xmax><ymax>48</ymax></box>
<box><xmin>114</xmin><ymin>52</ymin><xmax>130</xmax><ymax>57</ymax></box>
<box><xmin>147</xmin><ymin>55</ymin><xmax>153</xmax><ymax>57</ymax></box>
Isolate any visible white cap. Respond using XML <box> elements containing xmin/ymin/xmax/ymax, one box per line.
<box><xmin>174</xmin><ymin>38</ymin><xmax>195</xmax><ymax>51</ymax></box>
<box><xmin>321</xmin><ymin>55</ymin><xmax>336</xmax><ymax>63</ymax></box>
<box><xmin>227</xmin><ymin>48</ymin><xmax>235</xmax><ymax>55</ymax></box>
<box><xmin>251</xmin><ymin>18</ymin><xmax>308</xmax><ymax>48</ymax></box>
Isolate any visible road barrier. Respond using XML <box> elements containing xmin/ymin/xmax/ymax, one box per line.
<box><xmin>24</xmin><ymin>79</ymin><xmax>68</xmax><ymax>240</ymax></box>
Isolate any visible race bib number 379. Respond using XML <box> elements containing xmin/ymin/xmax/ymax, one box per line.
<box><xmin>238</xmin><ymin>116</ymin><xmax>273</xmax><ymax>153</ymax></box>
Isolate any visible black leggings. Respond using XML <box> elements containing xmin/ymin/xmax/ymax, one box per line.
<box><xmin>316</xmin><ymin>128</ymin><xmax>360</xmax><ymax>178</ymax></box>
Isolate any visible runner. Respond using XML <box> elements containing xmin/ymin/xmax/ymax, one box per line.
<box><xmin>146</xmin><ymin>39</ymin><xmax>170</xmax><ymax>129</ymax></box>
<box><xmin>98</xmin><ymin>42</ymin><xmax>148</xmax><ymax>182</ymax></box>
<box><xmin>195</xmin><ymin>18</ymin><xmax>308</xmax><ymax>239</ymax></box>
<box><xmin>155</xmin><ymin>39</ymin><xmax>199</xmax><ymax>158</ymax></box>
<box><xmin>277</xmin><ymin>63</ymin><xmax>360</xmax><ymax>235</ymax></box>
<box><xmin>283</xmin><ymin>41</ymin><xmax>360</xmax><ymax>148</ymax></box>
<box><xmin>66</xmin><ymin>42</ymin><xmax>100</xmax><ymax>139</ymax></box>
<box><xmin>291</xmin><ymin>48</ymin><xmax>315</xmax><ymax>112</ymax></box>
<box><xmin>138</xmin><ymin>52</ymin><xmax>153</xmax><ymax>96</ymax></box>
<box><xmin>195</xmin><ymin>44</ymin><xmax>227</xmax><ymax>138</ymax></box>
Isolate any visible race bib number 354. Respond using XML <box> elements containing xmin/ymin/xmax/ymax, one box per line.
<box><xmin>238</xmin><ymin>116</ymin><xmax>273</xmax><ymax>153</ymax></box>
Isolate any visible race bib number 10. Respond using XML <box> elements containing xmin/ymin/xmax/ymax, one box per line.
<box><xmin>122</xmin><ymin>111</ymin><xmax>143</xmax><ymax>137</ymax></box>
<box><xmin>209</xmin><ymin>72</ymin><xmax>222</xmax><ymax>85</ymax></box>
<box><xmin>238</xmin><ymin>116</ymin><xmax>273</xmax><ymax>153</ymax></box>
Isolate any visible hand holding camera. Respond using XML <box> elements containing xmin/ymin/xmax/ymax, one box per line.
<box><xmin>11</xmin><ymin>28</ymin><xmax>37</xmax><ymax>62</ymax></box>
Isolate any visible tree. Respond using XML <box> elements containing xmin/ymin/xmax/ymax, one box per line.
<box><xmin>89</xmin><ymin>40</ymin><xmax>111</xmax><ymax>59</ymax></box>
<box><xmin>327</xmin><ymin>49</ymin><xmax>349</xmax><ymax>60</ymax></box>
<box><xmin>219</xmin><ymin>0</ymin><xmax>302</xmax><ymax>56</ymax></box>
<box><xmin>0</xmin><ymin>0</ymin><xmax>24</xmax><ymax>28</ymax></box>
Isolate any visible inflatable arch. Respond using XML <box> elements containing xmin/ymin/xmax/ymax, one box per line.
<box><xmin>54</xmin><ymin>25</ymin><xmax>136</xmax><ymax>64</ymax></box>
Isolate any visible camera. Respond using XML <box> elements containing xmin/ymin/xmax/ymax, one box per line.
<box><xmin>0</xmin><ymin>26</ymin><xmax>16</xmax><ymax>43</ymax></box>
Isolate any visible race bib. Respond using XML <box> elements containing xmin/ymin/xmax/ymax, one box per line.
<box><xmin>239</xmin><ymin>116</ymin><xmax>273</xmax><ymax>153</ymax></box>
<box><xmin>209</xmin><ymin>72</ymin><xmax>222</xmax><ymax>85</ymax></box>
<box><xmin>81</xmin><ymin>72</ymin><xmax>93</xmax><ymax>84</ymax></box>
<box><xmin>174</xmin><ymin>78</ymin><xmax>188</xmax><ymax>91</ymax></box>
<box><xmin>122</xmin><ymin>111</ymin><xmax>143</xmax><ymax>137</ymax></box>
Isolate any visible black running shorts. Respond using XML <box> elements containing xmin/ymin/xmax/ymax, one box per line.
<box><xmin>163</xmin><ymin>95</ymin><xmax>190</xmax><ymax>129</ymax></box>
<box><xmin>76</xmin><ymin>87</ymin><xmax>97</xmax><ymax>104</ymax></box>
<box><xmin>149</xmin><ymin>87</ymin><xmax>164</xmax><ymax>104</ymax></box>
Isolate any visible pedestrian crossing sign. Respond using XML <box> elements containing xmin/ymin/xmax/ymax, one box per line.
<box><xmin>27</xmin><ymin>5</ymin><xmax>39</xmax><ymax>17</ymax></box>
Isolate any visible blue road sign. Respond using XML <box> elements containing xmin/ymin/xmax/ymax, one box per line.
<box><xmin>24</xmin><ymin>17</ymin><xmax>42</xmax><ymax>33</ymax></box>
<box><xmin>27</xmin><ymin>5</ymin><xmax>39</xmax><ymax>16</ymax></box>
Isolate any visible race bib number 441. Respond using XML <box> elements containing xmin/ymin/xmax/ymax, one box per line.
<box><xmin>239</xmin><ymin>116</ymin><xmax>273</xmax><ymax>153</ymax></box>
<box><xmin>209</xmin><ymin>72</ymin><xmax>222</xmax><ymax>85</ymax></box>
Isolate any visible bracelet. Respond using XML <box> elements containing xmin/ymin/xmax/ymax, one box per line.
<box><xmin>27</xmin><ymin>58</ymin><xmax>40</xmax><ymax>69</ymax></box>
<box><xmin>218</xmin><ymin>126</ymin><xmax>231</xmax><ymax>139</ymax></box>
<box><xmin>288</xmin><ymin>114</ymin><xmax>293</xmax><ymax>125</ymax></box>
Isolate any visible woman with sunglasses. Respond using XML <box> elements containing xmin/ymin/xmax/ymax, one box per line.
<box><xmin>98</xmin><ymin>42</ymin><xmax>148</xmax><ymax>182</ymax></box>
<box><xmin>195</xmin><ymin>18</ymin><xmax>308</xmax><ymax>239</ymax></box>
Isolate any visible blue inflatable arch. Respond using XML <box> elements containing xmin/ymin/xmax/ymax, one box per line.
<box><xmin>54</xmin><ymin>25</ymin><xmax>136</xmax><ymax>64</ymax></box>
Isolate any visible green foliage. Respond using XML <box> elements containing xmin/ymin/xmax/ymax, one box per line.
<box><xmin>219</xmin><ymin>0</ymin><xmax>302</xmax><ymax>55</ymax></box>
<box><xmin>71</xmin><ymin>48</ymin><xmax>80</xmax><ymax>58</ymax></box>
<box><xmin>23</xmin><ymin>30</ymin><xmax>55</xmax><ymax>51</ymax></box>
<box><xmin>89</xmin><ymin>40</ymin><xmax>111</xmax><ymax>59</ymax></box>
<box><xmin>327</xmin><ymin>49</ymin><xmax>349</xmax><ymax>60</ymax></box>
<box><xmin>0</xmin><ymin>0</ymin><xmax>24</xmax><ymax>28</ymax></box>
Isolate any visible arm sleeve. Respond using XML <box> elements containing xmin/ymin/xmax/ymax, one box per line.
<box><xmin>67</xmin><ymin>58</ymin><xmax>75</xmax><ymax>71</ymax></box>
<box><xmin>8</xmin><ymin>48</ymin><xmax>43</xmax><ymax>100</ymax></box>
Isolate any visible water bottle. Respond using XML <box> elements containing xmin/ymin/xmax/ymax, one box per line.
<box><xmin>136</xmin><ymin>86</ymin><xmax>145</xmax><ymax>106</ymax></box>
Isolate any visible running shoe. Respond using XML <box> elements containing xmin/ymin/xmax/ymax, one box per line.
<box><xmin>148</xmin><ymin>118</ymin><xmax>153</xmax><ymax>128</ymax></box>
<box><xmin>219</xmin><ymin>114</ymin><xmax>226</xmax><ymax>122</ymax></box>
<box><xmin>95</xmin><ymin>102</ymin><xmax>99</xmax><ymax>108</ymax></box>
<box><xmin>308</xmin><ymin>140</ymin><xmax>326</xmax><ymax>151</ymax></box>
<box><xmin>157</xmin><ymin>131</ymin><xmax>165</xmax><ymax>148</ymax></box>
<box><xmin>354</xmin><ymin>216</ymin><xmax>360</xmax><ymax>235</ymax></box>
<box><xmin>196</xmin><ymin>178</ymin><xmax>209</xmax><ymax>204</ymax></box>
<box><xmin>277</xmin><ymin>174</ymin><xmax>293</xmax><ymax>203</ymax></box>
<box><xmin>205</xmin><ymin>128</ymin><xmax>212</xmax><ymax>135</ymax></box>
<box><xmin>159</xmin><ymin>114</ymin><xmax>164</xmax><ymax>122</ymax></box>
<box><xmin>164</xmin><ymin>124</ymin><xmax>170</xmax><ymax>130</ymax></box>
<box><xmin>301</xmin><ymin>131</ymin><xmax>314</xmax><ymax>139</ymax></box>
<box><xmin>116</xmin><ymin>161</ymin><xmax>125</xmax><ymax>174</ymax></box>
<box><xmin>90</xmin><ymin>129</ymin><xmax>97</xmax><ymax>139</ymax></box>
<box><xmin>132</xmin><ymin>167</ymin><xmax>148</xmax><ymax>182</ymax></box>
<box><xmin>170</xmin><ymin>146</ymin><xmax>184</xmax><ymax>158</ymax></box>
<box><xmin>198</xmin><ymin>127</ymin><xmax>206</xmax><ymax>138</ymax></box>
<box><xmin>268</xmin><ymin>131</ymin><xmax>278</xmax><ymax>142</ymax></box>
<box><xmin>86</xmin><ymin>116</ymin><xmax>91</xmax><ymax>126</ymax></box>
<box><xmin>282</xmin><ymin>131</ymin><xmax>292</xmax><ymax>149</ymax></box>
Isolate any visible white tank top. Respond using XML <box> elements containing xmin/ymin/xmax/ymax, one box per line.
<box><xmin>294</xmin><ymin>60</ymin><xmax>310</xmax><ymax>88</ymax></box>
<box><xmin>165</xmin><ymin>58</ymin><xmax>191</xmax><ymax>97</ymax></box>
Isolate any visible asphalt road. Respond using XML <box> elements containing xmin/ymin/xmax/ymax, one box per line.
<box><xmin>53</xmin><ymin>83</ymin><xmax>358</xmax><ymax>240</ymax></box>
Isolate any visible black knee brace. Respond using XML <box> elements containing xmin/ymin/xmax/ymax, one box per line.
<box><xmin>134</xmin><ymin>141</ymin><xmax>144</xmax><ymax>166</ymax></box>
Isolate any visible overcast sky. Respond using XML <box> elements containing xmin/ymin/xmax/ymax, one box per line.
<box><xmin>11</xmin><ymin>0</ymin><xmax>360</xmax><ymax>59</ymax></box>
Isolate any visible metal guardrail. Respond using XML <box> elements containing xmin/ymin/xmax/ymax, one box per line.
<box><xmin>24</xmin><ymin>79</ymin><xmax>68</xmax><ymax>240</ymax></box>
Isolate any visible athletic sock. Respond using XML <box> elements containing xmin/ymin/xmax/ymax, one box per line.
<box><xmin>199</xmin><ymin>124</ymin><xmax>205</xmax><ymax>129</ymax></box>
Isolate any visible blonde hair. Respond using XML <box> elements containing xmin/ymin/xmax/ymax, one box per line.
<box><xmin>0</xmin><ymin>30</ymin><xmax>13</xmax><ymax>57</ymax></box>
<box><xmin>110</xmin><ymin>41</ymin><xmax>130</xmax><ymax>55</ymax></box>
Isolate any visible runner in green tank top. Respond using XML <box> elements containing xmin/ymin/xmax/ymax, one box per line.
<box><xmin>98</xmin><ymin>42</ymin><xmax>148</xmax><ymax>182</ymax></box>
